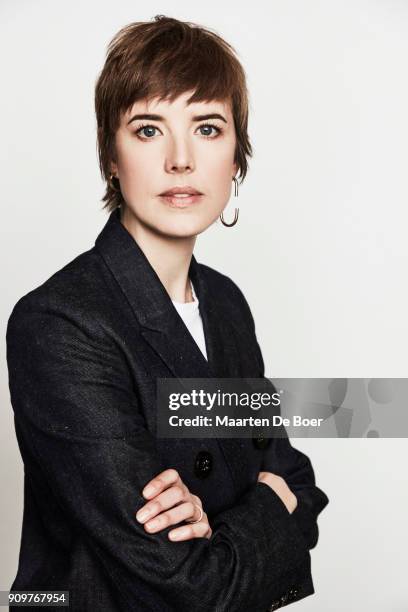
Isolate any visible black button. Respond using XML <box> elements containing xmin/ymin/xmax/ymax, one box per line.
<box><xmin>253</xmin><ymin>435</ymin><xmax>271</xmax><ymax>450</ymax></box>
<box><xmin>279</xmin><ymin>593</ymin><xmax>289</xmax><ymax>606</ymax></box>
<box><xmin>287</xmin><ymin>587</ymin><xmax>299</xmax><ymax>602</ymax></box>
<box><xmin>194</xmin><ymin>451</ymin><xmax>213</xmax><ymax>479</ymax></box>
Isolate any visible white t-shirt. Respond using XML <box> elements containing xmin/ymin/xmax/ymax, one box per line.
<box><xmin>171</xmin><ymin>280</ymin><xmax>208</xmax><ymax>361</ymax></box>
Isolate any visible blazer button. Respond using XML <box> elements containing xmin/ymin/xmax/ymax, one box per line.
<box><xmin>194</xmin><ymin>451</ymin><xmax>213</xmax><ymax>479</ymax></box>
<box><xmin>287</xmin><ymin>587</ymin><xmax>299</xmax><ymax>601</ymax></box>
<box><xmin>279</xmin><ymin>593</ymin><xmax>289</xmax><ymax>606</ymax></box>
<box><xmin>253</xmin><ymin>435</ymin><xmax>270</xmax><ymax>450</ymax></box>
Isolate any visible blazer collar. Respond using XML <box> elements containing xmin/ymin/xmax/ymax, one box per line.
<box><xmin>94</xmin><ymin>208</ymin><xmax>236</xmax><ymax>380</ymax></box>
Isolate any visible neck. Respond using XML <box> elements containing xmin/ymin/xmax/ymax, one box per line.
<box><xmin>120</xmin><ymin>204</ymin><xmax>196</xmax><ymax>303</ymax></box>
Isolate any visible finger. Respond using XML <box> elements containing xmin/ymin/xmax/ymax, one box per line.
<box><xmin>144</xmin><ymin>501</ymin><xmax>198</xmax><ymax>533</ymax></box>
<box><xmin>185</xmin><ymin>502</ymin><xmax>204</xmax><ymax>524</ymax></box>
<box><xmin>190</xmin><ymin>494</ymin><xmax>203</xmax><ymax>508</ymax></box>
<box><xmin>136</xmin><ymin>485</ymin><xmax>186</xmax><ymax>524</ymax></box>
<box><xmin>141</xmin><ymin>468</ymin><xmax>183</xmax><ymax>499</ymax></box>
<box><xmin>168</xmin><ymin>519</ymin><xmax>211</xmax><ymax>541</ymax></box>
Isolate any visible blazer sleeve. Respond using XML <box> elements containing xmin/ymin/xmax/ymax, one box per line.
<box><xmin>6</xmin><ymin>296</ymin><xmax>314</xmax><ymax>612</ymax></box>
<box><xmin>228</xmin><ymin>279</ymin><xmax>330</xmax><ymax>551</ymax></box>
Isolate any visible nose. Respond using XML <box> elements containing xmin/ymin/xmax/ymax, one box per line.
<box><xmin>164</xmin><ymin>136</ymin><xmax>195</xmax><ymax>174</ymax></box>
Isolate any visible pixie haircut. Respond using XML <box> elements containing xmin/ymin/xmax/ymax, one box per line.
<box><xmin>94</xmin><ymin>15</ymin><xmax>253</xmax><ymax>212</ymax></box>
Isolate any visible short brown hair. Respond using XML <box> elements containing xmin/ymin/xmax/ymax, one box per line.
<box><xmin>94</xmin><ymin>15</ymin><xmax>253</xmax><ymax>212</ymax></box>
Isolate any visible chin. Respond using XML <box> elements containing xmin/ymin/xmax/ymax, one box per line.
<box><xmin>154</xmin><ymin>216</ymin><xmax>215</xmax><ymax>238</ymax></box>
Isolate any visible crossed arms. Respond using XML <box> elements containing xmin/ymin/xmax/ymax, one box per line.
<box><xmin>6</xmin><ymin>298</ymin><xmax>328</xmax><ymax>611</ymax></box>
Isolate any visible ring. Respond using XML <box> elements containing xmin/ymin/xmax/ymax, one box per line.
<box><xmin>185</xmin><ymin>502</ymin><xmax>203</xmax><ymax>524</ymax></box>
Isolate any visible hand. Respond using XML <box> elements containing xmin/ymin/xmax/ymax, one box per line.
<box><xmin>135</xmin><ymin>468</ymin><xmax>212</xmax><ymax>541</ymax></box>
<box><xmin>257</xmin><ymin>471</ymin><xmax>298</xmax><ymax>514</ymax></box>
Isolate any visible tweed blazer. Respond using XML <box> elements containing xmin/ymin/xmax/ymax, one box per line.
<box><xmin>6</xmin><ymin>208</ymin><xmax>329</xmax><ymax>612</ymax></box>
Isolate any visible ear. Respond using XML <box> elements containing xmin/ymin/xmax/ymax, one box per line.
<box><xmin>109</xmin><ymin>160</ymin><xmax>118</xmax><ymax>177</ymax></box>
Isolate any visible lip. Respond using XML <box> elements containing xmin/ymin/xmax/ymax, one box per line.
<box><xmin>159</xmin><ymin>186</ymin><xmax>203</xmax><ymax>196</ymax></box>
<box><xmin>159</xmin><ymin>193</ymin><xmax>203</xmax><ymax>208</ymax></box>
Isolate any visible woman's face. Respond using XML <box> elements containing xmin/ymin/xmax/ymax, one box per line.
<box><xmin>110</xmin><ymin>90</ymin><xmax>238</xmax><ymax>238</ymax></box>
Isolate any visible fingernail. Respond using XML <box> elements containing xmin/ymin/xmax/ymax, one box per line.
<box><xmin>143</xmin><ymin>485</ymin><xmax>156</xmax><ymax>497</ymax></box>
<box><xmin>136</xmin><ymin>509</ymin><xmax>150</xmax><ymax>523</ymax></box>
<box><xmin>169</xmin><ymin>528</ymin><xmax>188</xmax><ymax>540</ymax></box>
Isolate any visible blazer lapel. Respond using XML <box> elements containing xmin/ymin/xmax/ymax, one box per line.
<box><xmin>94</xmin><ymin>208</ymin><xmax>233</xmax><ymax>380</ymax></box>
<box><xmin>95</xmin><ymin>209</ymin><xmax>249</xmax><ymax>492</ymax></box>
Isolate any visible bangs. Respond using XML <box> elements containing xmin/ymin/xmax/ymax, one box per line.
<box><xmin>106</xmin><ymin>20</ymin><xmax>242</xmax><ymax>128</ymax></box>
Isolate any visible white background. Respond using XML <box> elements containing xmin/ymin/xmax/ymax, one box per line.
<box><xmin>1</xmin><ymin>1</ymin><xmax>408</xmax><ymax>610</ymax></box>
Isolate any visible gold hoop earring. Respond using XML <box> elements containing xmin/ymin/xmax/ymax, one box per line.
<box><xmin>220</xmin><ymin>177</ymin><xmax>239</xmax><ymax>227</ymax></box>
<box><xmin>108</xmin><ymin>173</ymin><xmax>121</xmax><ymax>192</ymax></box>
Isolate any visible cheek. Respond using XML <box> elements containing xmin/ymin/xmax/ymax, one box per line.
<box><xmin>203</xmin><ymin>151</ymin><xmax>235</xmax><ymax>194</ymax></box>
<box><xmin>119</xmin><ymin>144</ymin><xmax>158</xmax><ymax>190</ymax></box>
<box><xmin>199</xmin><ymin>147</ymin><xmax>234</xmax><ymax>179</ymax></box>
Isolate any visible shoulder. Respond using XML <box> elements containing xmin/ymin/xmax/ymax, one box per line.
<box><xmin>7</xmin><ymin>247</ymin><xmax>107</xmax><ymax>338</ymax></box>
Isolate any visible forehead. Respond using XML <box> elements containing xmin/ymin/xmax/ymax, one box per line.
<box><xmin>125</xmin><ymin>90</ymin><xmax>232</xmax><ymax>120</ymax></box>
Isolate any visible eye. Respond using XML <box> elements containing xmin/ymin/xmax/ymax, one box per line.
<box><xmin>197</xmin><ymin>123</ymin><xmax>222</xmax><ymax>138</ymax></box>
<box><xmin>133</xmin><ymin>122</ymin><xmax>223</xmax><ymax>140</ymax></box>
<box><xmin>134</xmin><ymin>124</ymin><xmax>160</xmax><ymax>139</ymax></box>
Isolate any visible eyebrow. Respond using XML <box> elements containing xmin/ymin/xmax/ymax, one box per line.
<box><xmin>127</xmin><ymin>112</ymin><xmax>228</xmax><ymax>125</ymax></box>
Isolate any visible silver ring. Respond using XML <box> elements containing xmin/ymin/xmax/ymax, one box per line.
<box><xmin>186</xmin><ymin>502</ymin><xmax>203</xmax><ymax>524</ymax></box>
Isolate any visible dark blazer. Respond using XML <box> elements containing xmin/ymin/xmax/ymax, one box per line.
<box><xmin>6</xmin><ymin>208</ymin><xmax>329</xmax><ymax>612</ymax></box>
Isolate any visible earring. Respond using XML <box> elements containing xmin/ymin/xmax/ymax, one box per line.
<box><xmin>220</xmin><ymin>177</ymin><xmax>239</xmax><ymax>227</ymax></box>
<box><xmin>108</xmin><ymin>173</ymin><xmax>121</xmax><ymax>192</ymax></box>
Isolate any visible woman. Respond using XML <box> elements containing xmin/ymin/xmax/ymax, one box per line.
<box><xmin>6</xmin><ymin>15</ymin><xmax>329</xmax><ymax>612</ymax></box>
